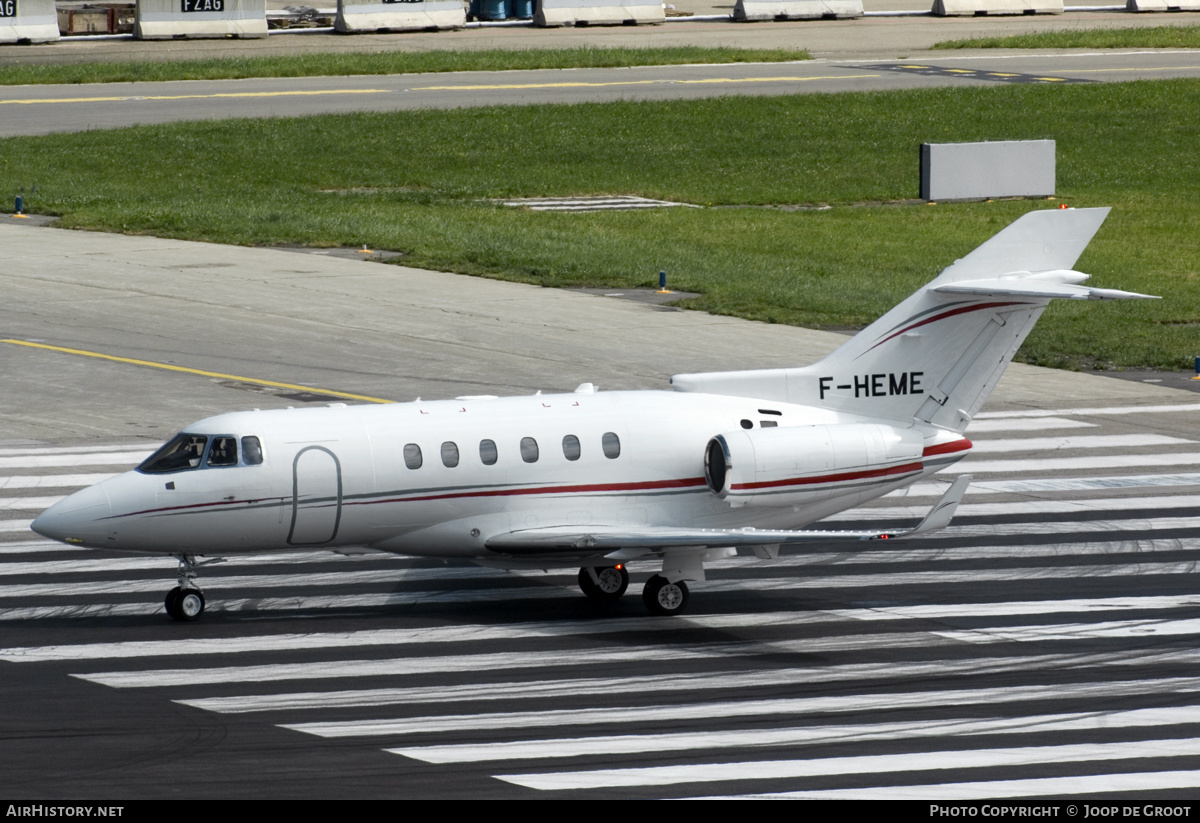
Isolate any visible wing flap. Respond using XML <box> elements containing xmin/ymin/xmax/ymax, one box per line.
<box><xmin>485</xmin><ymin>476</ymin><xmax>971</xmax><ymax>553</ymax></box>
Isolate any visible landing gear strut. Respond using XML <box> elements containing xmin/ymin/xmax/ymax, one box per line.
<box><xmin>642</xmin><ymin>574</ymin><xmax>689</xmax><ymax>616</ymax></box>
<box><xmin>578</xmin><ymin>565</ymin><xmax>629</xmax><ymax>602</ymax></box>
<box><xmin>164</xmin><ymin>554</ymin><xmax>212</xmax><ymax>622</ymax></box>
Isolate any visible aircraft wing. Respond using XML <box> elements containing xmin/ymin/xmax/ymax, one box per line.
<box><xmin>486</xmin><ymin>475</ymin><xmax>970</xmax><ymax>554</ymax></box>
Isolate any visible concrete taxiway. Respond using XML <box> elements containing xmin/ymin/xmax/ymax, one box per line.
<box><xmin>7</xmin><ymin>48</ymin><xmax>1200</xmax><ymax>137</ymax></box>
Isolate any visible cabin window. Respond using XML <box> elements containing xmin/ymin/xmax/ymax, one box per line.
<box><xmin>479</xmin><ymin>439</ymin><xmax>498</xmax><ymax>466</ymax></box>
<box><xmin>740</xmin><ymin>419</ymin><xmax>753</xmax><ymax>430</ymax></box>
<box><xmin>138</xmin><ymin>433</ymin><xmax>209</xmax><ymax>474</ymax></box>
<box><xmin>602</xmin><ymin>432</ymin><xmax>621</xmax><ymax>459</ymax></box>
<box><xmin>562</xmin><ymin>434</ymin><xmax>581</xmax><ymax>461</ymax></box>
<box><xmin>242</xmin><ymin>436</ymin><xmax>263</xmax><ymax>465</ymax></box>
<box><xmin>207</xmin><ymin>436</ymin><xmax>238</xmax><ymax>467</ymax></box>
<box><xmin>441</xmin><ymin>441</ymin><xmax>460</xmax><ymax>468</ymax></box>
<box><xmin>403</xmin><ymin>443</ymin><xmax>423</xmax><ymax>470</ymax></box>
<box><xmin>520</xmin><ymin>437</ymin><xmax>539</xmax><ymax>463</ymax></box>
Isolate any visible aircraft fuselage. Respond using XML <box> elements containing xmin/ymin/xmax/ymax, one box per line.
<box><xmin>33</xmin><ymin>388</ymin><xmax>965</xmax><ymax>565</ymax></box>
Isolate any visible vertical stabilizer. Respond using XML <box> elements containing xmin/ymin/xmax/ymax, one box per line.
<box><xmin>672</xmin><ymin>208</ymin><xmax>1155</xmax><ymax>432</ymax></box>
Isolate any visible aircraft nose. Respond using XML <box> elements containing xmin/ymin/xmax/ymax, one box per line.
<box><xmin>31</xmin><ymin>482</ymin><xmax>113</xmax><ymax>546</ymax></box>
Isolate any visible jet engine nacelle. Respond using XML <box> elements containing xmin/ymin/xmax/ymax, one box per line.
<box><xmin>705</xmin><ymin>423</ymin><xmax>926</xmax><ymax>507</ymax></box>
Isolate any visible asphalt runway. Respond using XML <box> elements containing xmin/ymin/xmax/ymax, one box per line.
<box><xmin>4</xmin><ymin>223</ymin><xmax>1200</xmax><ymax>798</ymax></box>
<box><xmin>5</xmin><ymin>49</ymin><xmax>1200</xmax><ymax>137</ymax></box>
<box><xmin>4</xmin><ymin>8</ymin><xmax>1200</xmax><ymax>138</ymax></box>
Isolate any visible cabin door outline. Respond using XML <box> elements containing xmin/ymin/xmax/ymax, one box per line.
<box><xmin>288</xmin><ymin>446</ymin><xmax>343</xmax><ymax>545</ymax></box>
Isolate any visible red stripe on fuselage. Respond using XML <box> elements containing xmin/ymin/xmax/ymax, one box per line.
<box><xmin>731</xmin><ymin>461</ymin><xmax>923</xmax><ymax>492</ymax></box>
<box><xmin>730</xmin><ymin>438</ymin><xmax>971</xmax><ymax>493</ymax></box>
<box><xmin>923</xmin><ymin>438</ymin><xmax>972</xmax><ymax>457</ymax></box>
<box><xmin>358</xmin><ymin>476</ymin><xmax>710</xmax><ymax>505</ymax></box>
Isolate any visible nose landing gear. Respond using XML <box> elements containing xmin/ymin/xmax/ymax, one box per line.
<box><xmin>164</xmin><ymin>554</ymin><xmax>221</xmax><ymax>622</ymax></box>
<box><xmin>165</xmin><ymin>586</ymin><xmax>205</xmax><ymax>621</ymax></box>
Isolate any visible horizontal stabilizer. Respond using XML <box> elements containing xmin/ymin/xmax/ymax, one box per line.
<box><xmin>935</xmin><ymin>272</ymin><xmax>1158</xmax><ymax>301</ymax></box>
<box><xmin>486</xmin><ymin>475</ymin><xmax>971</xmax><ymax>553</ymax></box>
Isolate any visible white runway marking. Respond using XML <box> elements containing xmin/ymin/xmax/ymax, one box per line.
<box><xmin>894</xmin><ymin>472</ymin><xmax>1200</xmax><ymax>498</ymax></box>
<box><xmin>498</xmin><ymin>738</ymin><xmax>1200</xmax><ymax>790</ymax></box>
<box><xmin>975</xmin><ymin>403</ymin><xmax>1200</xmax><ymax>419</ymax></box>
<box><xmin>0</xmin><ymin>496</ymin><xmax>66</xmax><ymax>511</ymax></box>
<box><xmin>285</xmin><ymin>677</ymin><xmax>1200</xmax><ymax>739</ymax></box>
<box><xmin>395</xmin><ymin>706</ymin><xmax>1200</xmax><ymax>764</ymax></box>
<box><xmin>0</xmin><ymin>473</ymin><xmax>116</xmax><ymax>489</ymax></box>
<box><xmin>175</xmin><ymin>647</ymin><xmax>1200</xmax><ymax>717</ymax></box>
<box><xmin>729</xmin><ymin>769</ymin><xmax>1200</xmax><ymax>799</ymax></box>
<box><xmin>951</xmin><ymin>452</ymin><xmax>1200</xmax><ymax>474</ymax></box>
<box><xmin>967</xmin><ymin>434</ymin><xmax>1191</xmax><ymax>453</ymax></box>
<box><xmin>0</xmin><ymin>451</ymin><xmax>148</xmax><ymax>468</ymax></box>
<box><xmin>75</xmin><ymin>645</ymin><xmax>746</xmax><ymax>688</ymax></box>
<box><xmin>847</xmin><ymin>495</ymin><xmax>1200</xmax><ymax>520</ymax></box>
<box><xmin>964</xmin><ymin>417</ymin><xmax>1096</xmax><ymax>432</ymax></box>
<box><xmin>0</xmin><ymin>444</ymin><xmax>154</xmax><ymax>457</ymax></box>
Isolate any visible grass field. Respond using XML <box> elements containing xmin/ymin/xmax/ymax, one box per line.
<box><xmin>0</xmin><ymin>47</ymin><xmax>809</xmax><ymax>86</ymax></box>
<box><xmin>934</xmin><ymin>25</ymin><xmax>1200</xmax><ymax>50</ymax></box>
<box><xmin>3</xmin><ymin>80</ymin><xmax>1198</xmax><ymax>372</ymax></box>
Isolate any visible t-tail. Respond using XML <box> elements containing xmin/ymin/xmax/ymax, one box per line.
<box><xmin>671</xmin><ymin>207</ymin><xmax>1157</xmax><ymax>432</ymax></box>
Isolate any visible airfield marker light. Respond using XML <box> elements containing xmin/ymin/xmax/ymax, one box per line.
<box><xmin>657</xmin><ymin>270</ymin><xmax>672</xmax><ymax>294</ymax></box>
<box><xmin>13</xmin><ymin>195</ymin><xmax>29</xmax><ymax>218</ymax></box>
<box><xmin>358</xmin><ymin>244</ymin><xmax>373</xmax><ymax>254</ymax></box>
<box><xmin>1058</xmin><ymin>203</ymin><xmax>1069</xmax><ymax>209</ymax></box>
<box><xmin>1193</xmin><ymin>356</ymin><xmax>1200</xmax><ymax>380</ymax></box>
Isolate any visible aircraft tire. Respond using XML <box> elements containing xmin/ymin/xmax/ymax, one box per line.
<box><xmin>642</xmin><ymin>575</ymin><xmax>689</xmax><ymax>616</ymax></box>
<box><xmin>164</xmin><ymin>587</ymin><xmax>182</xmax><ymax>620</ymax></box>
<box><xmin>578</xmin><ymin>565</ymin><xmax>629</xmax><ymax>601</ymax></box>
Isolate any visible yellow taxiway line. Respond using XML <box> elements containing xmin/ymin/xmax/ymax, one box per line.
<box><xmin>1</xmin><ymin>339</ymin><xmax>393</xmax><ymax>404</ymax></box>
<box><xmin>414</xmin><ymin>74</ymin><xmax>879</xmax><ymax>91</ymax></box>
<box><xmin>0</xmin><ymin>89</ymin><xmax>394</xmax><ymax>105</ymax></box>
<box><xmin>0</xmin><ymin>74</ymin><xmax>881</xmax><ymax>105</ymax></box>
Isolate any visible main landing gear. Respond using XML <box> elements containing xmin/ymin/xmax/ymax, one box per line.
<box><xmin>642</xmin><ymin>574</ymin><xmax>689</xmax><ymax>616</ymax></box>
<box><xmin>577</xmin><ymin>565</ymin><xmax>691</xmax><ymax>616</ymax></box>
<box><xmin>164</xmin><ymin>553</ymin><xmax>214</xmax><ymax>622</ymax></box>
<box><xmin>578</xmin><ymin>565</ymin><xmax>629</xmax><ymax>602</ymax></box>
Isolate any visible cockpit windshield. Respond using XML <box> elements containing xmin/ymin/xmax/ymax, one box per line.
<box><xmin>139</xmin><ymin>434</ymin><xmax>209</xmax><ymax>474</ymax></box>
<box><xmin>138</xmin><ymin>433</ymin><xmax>264</xmax><ymax>474</ymax></box>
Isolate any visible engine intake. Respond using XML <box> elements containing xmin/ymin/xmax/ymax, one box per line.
<box><xmin>705</xmin><ymin>423</ymin><xmax>928</xmax><ymax>508</ymax></box>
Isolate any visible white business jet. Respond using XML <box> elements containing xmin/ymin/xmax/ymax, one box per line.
<box><xmin>32</xmin><ymin>207</ymin><xmax>1155</xmax><ymax>620</ymax></box>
